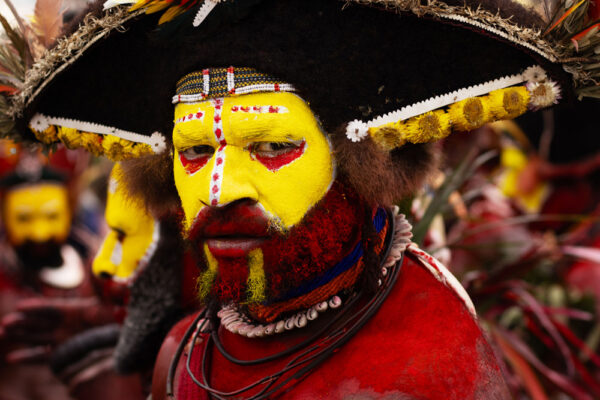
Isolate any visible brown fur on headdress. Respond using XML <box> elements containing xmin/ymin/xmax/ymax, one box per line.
<box><xmin>119</xmin><ymin>150</ymin><xmax>179</xmax><ymax>217</ymax></box>
<box><xmin>331</xmin><ymin>126</ymin><xmax>438</xmax><ymax>206</ymax></box>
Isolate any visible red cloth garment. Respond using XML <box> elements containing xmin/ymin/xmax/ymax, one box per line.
<box><xmin>153</xmin><ymin>252</ymin><xmax>510</xmax><ymax>399</ymax></box>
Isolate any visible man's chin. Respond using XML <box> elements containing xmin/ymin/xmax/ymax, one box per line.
<box><xmin>205</xmin><ymin>237</ymin><xmax>267</xmax><ymax>258</ymax></box>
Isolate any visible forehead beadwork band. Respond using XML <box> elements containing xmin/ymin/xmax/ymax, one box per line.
<box><xmin>173</xmin><ymin>67</ymin><xmax>296</xmax><ymax>104</ymax></box>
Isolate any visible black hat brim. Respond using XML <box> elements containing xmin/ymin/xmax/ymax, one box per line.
<box><xmin>18</xmin><ymin>0</ymin><xmax>568</xmax><ymax>147</ymax></box>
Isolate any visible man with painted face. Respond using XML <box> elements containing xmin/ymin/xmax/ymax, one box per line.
<box><xmin>6</xmin><ymin>0</ymin><xmax>598</xmax><ymax>398</ymax></box>
<box><xmin>148</xmin><ymin>68</ymin><xmax>509</xmax><ymax>399</ymax></box>
<box><xmin>91</xmin><ymin>163</ymin><xmax>197</xmax><ymax>374</ymax></box>
<box><xmin>1</xmin><ymin>159</ymin><xmax>73</xmax><ymax>274</ymax></box>
<box><xmin>0</xmin><ymin>144</ymin><xmax>88</xmax><ymax>298</ymax></box>
<box><xmin>46</xmin><ymin>163</ymin><xmax>196</xmax><ymax>400</ymax></box>
<box><xmin>0</xmin><ymin>142</ymin><xmax>113</xmax><ymax>400</ymax></box>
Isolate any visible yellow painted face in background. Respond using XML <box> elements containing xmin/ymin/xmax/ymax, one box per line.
<box><xmin>92</xmin><ymin>164</ymin><xmax>158</xmax><ymax>282</ymax></box>
<box><xmin>173</xmin><ymin>92</ymin><xmax>335</xmax><ymax>231</ymax></box>
<box><xmin>3</xmin><ymin>183</ymin><xmax>71</xmax><ymax>245</ymax></box>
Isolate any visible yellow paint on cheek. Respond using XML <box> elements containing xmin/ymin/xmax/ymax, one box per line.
<box><xmin>246</xmin><ymin>248</ymin><xmax>266</xmax><ymax>304</ymax></box>
<box><xmin>198</xmin><ymin>243</ymin><xmax>219</xmax><ymax>301</ymax></box>
<box><xmin>173</xmin><ymin>92</ymin><xmax>335</xmax><ymax>231</ymax></box>
<box><xmin>3</xmin><ymin>184</ymin><xmax>71</xmax><ymax>245</ymax></box>
<box><xmin>93</xmin><ymin>164</ymin><xmax>157</xmax><ymax>280</ymax></box>
<box><xmin>92</xmin><ymin>231</ymin><xmax>119</xmax><ymax>277</ymax></box>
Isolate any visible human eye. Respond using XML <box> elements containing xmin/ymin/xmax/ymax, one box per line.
<box><xmin>45</xmin><ymin>211</ymin><xmax>59</xmax><ymax>221</ymax></box>
<box><xmin>251</xmin><ymin>141</ymin><xmax>302</xmax><ymax>158</ymax></box>
<box><xmin>111</xmin><ymin>227</ymin><xmax>126</xmax><ymax>242</ymax></box>
<box><xmin>180</xmin><ymin>145</ymin><xmax>215</xmax><ymax>160</ymax></box>
<box><xmin>17</xmin><ymin>212</ymin><xmax>32</xmax><ymax>223</ymax></box>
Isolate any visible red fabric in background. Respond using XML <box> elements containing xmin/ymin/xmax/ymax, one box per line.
<box><xmin>153</xmin><ymin>252</ymin><xmax>509</xmax><ymax>399</ymax></box>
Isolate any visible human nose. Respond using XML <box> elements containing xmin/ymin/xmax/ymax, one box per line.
<box><xmin>30</xmin><ymin>218</ymin><xmax>54</xmax><ymax>242</ymax></box>
<box><xmin>92</xmin><ymin>231</ymin><xmax>120</xmax><ymax>278</ymax></box>
<box><xmin>211</xmin><ymin>145</ymin><xmax>259</xmax><ymax>207</ymax></box>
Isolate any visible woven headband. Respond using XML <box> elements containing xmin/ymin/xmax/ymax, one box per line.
<box><xmin>173</xmin><ymin>67</ymin><xmax>296</xmax><ymax>104</ymax></box>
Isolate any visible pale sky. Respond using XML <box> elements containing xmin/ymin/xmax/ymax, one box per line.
<box><xmin>0</xmin><ymin>0</ymin><xmax>37</xmax><ymax>24</ymax></box>
<box><xmin>0</xmin><ymin>0</ymin><xmax>91</xmax><ymax>27</ymax></box>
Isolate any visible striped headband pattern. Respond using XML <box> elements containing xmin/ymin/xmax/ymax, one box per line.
<box><xmin>173</xmin><ymin>67</ymin><xmax>296</xmax><ymax>104</ymax></box>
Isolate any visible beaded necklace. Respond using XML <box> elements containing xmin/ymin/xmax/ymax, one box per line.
<box><xmin>166</xmin><ymin>209</ymin><xmax>413</xmax><ymax>399</ymax></box>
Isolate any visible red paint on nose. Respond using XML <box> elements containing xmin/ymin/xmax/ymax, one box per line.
<box><xmin>255</xmin><ymin>141</ymin><xmax>306</xmax><ymax>171</ymax></box>
<box><xmin>179</xmin><ymin>152</ymin><xmax>209</xmax><ymax>175</ymax></box>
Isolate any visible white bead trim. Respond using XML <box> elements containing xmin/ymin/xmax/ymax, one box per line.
<box><xmin>217</xmin><ymin>294</ymin><xmax>344</xmax><ymax>338</ymax></box>
<box><xmin>29</xmin><ymin>113</ymin><xmax>167</xmax><ymax>154</ymax></box>
<box><xmin>173</xmin><ymin>83</ymin><xmax>296</xmax><ymax>104</ymax></box>
<box><xmin>383</xmin><ymin>207</ymin><xmax>412</xmax><ymax>268</ymax></box>
<box><xmin>344</xmin><ymin>65</ymin><xmax>547</xmax><ymax>141</ymax></box>
<box><xmin>193</xmin><ymin>0</ymin><xmax>219</xmax><ymax>27</ymax></box>
<box><xmin>102</xmin><ymin>0</ymin><xmax>135</xmax><ymax>9</ymax></box>
<box><xmin>440</xmin><ymin>14</ymin><xmax>556</xmax><ymax>62</ymax></box>
<box><xmin>227</xmin><ymin>67</ymin><xmax>235</xmax><ymax>93</ymax></box>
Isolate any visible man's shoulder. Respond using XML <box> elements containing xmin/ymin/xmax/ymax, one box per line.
<box><xmin>326</xmin><ymin>248</ymin><xmax>510</xmax><ymax>399</ymax></box>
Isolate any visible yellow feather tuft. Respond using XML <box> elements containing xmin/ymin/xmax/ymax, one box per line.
<box><xmin>159</xmin><ymin>5</ymin><xmax>187</xmax><ymax>24</ymax></box>
<box><xmin>145</xmin><ymin>1</ymin><xmax>171</xmax><ymax>14</ymax></box>
<box><xmin>128</xmin><ymin>0</ymin><xmax>152</xmax><ymax>12</ymax></box>
<box><xmin>31</xmin><ymin>0</ymin><xmax>64</xmax><ymax>48</ymax></box>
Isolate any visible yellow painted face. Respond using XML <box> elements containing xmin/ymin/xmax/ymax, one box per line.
<box><xmin>92</xmin><ymin>164</ymin><xmax>158</xmax><ymax>282</ymax></box>
<box><xmin>3</xmin><ymin>183</ymin><xmax>71</xmax><ymax>246</ymax></box>
<box><xmin>173</xmin><ymin>92</ymin><xmax>335</xmax><ymax>231</ymax></box>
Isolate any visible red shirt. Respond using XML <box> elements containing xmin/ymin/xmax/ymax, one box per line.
<box><xmin>153</xmin><ymin>252</ymin><xmax>510</xmax><ymax>399</ymax></box>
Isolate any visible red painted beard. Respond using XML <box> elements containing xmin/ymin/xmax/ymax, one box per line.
<box><xmin>188</xmin><ymin>180</ymin><xmax>366</xmax><ymax>306</ymax></box>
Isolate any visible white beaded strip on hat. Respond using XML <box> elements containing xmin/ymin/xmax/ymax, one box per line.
<box><xmin>173</xmin><ymin>83</ymin><xmax>296</xmax><ymax>104</ymax></box>
<box><xmin>193</xmin><ymin>0</ymin><xmax>219</xmax><ymax>27</ymax></box>
<box><xmin>345</xmin><ymin>65</ymin><xmax>549</xmax><ymax>141</ymax></box>
<box><xmin>216</xmin><ymin>210</ymin><xmax>412</xmax><ymax>338</ymax></box>
<box><xmin>29</xmin><ymin>113</ymin><xmax>167</xmax><ymax>154</ymax></box>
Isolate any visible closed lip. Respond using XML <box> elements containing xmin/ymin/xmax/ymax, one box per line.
<box><xmin>205</xmin><ymin>237</ymin><xmax>266</xmax><ymax>258</ymax></box>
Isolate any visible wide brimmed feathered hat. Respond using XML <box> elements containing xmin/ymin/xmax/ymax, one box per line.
<box><xmin>1</xmin><ymin>0</ymin><xmax>598</xmax><ymax>162</ymax></box>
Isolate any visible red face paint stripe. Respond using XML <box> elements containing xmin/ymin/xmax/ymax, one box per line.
<box><xmin>209</xmin><ymin>98</ymin><xmax>226</xmax><ymax>206</ymax></box>
<box><xmin>255</xmin><ymin>141</ymin><xmax>306</xmax><ymax>172</ymax></box>
<box><xmin>180</xmin><ymin>152</ymin><xmax>209</xmax><ymax>175</ymax></box>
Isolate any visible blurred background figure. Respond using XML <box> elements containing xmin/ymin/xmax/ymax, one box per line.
<box><xmin>0</xmin><ymin>140</ymin><xmax>113</xmax><ymax>400</ymax></box>
<box><xmin>78</xmin><ymin>163</ymin><xmax>197</xmax><ymax>395</ymax></box>
<box><xmin>47</xmin><ymin>161</ymin><xmax>199</xmax><ymax>399</ymax></box>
